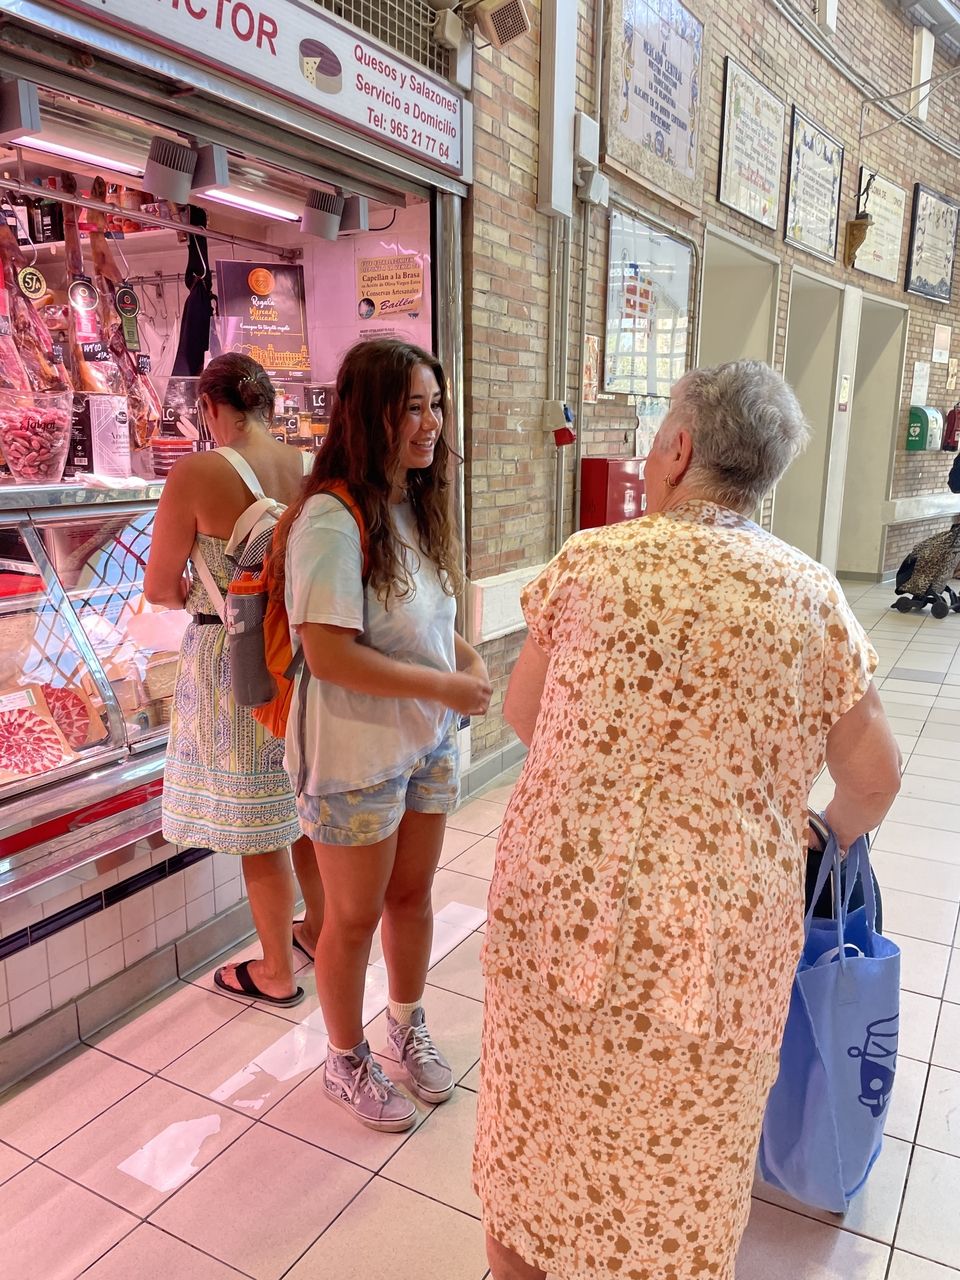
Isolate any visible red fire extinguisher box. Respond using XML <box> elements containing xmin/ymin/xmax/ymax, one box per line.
<box><xmin>579</xmin><ymin>457</ymin><xmax>646</xmax><ymax>529</ymax></box>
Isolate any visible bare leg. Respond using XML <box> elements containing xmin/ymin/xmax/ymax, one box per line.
<box><xmin>381</xmin><ymin>811</ymin><xmax>446</xmax><ymax>1002</ymax></box>
<box><xmin>486</xmin><ymin>1234</ymin><xmax>546</xmax><ymax>1280</ymax></box>
<box><xmin>311</xmin><ymin>833</ymin><xmax>397</xmax><ymax>1048</ymax></box>
<box><xmin>291</xmin><ymin>834</ymin><xmax>324</xmax><ymax>958</ymax></box>
<box><xmin>218</xmin><ymin>848</ymin><xmax>297</xmax><ymax>1000</ymax></box>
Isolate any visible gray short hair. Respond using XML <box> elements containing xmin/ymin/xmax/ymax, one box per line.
<box><xmin>679</xmin><ymin>361</ymin><xmax>810</xmax><ymax>509</ymax></box>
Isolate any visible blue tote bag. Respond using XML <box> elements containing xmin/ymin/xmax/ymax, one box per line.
<box><xmin>757</xmin><ymin>830</ymin><xmax>901</xmax><ymax>1214</ymax></box>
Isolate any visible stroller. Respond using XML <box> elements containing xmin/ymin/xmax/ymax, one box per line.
<box><xmin>892</xmin><ymin>522</ymin><xmax>960</xmax><ymax>618</ymax></box>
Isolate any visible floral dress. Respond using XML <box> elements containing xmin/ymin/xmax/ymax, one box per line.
<box><xmin>473</xmin><ymin>500</ymin><xmax>877</xmax><ymax>1280</ymax></box>
<box><xmin>162</xmin><ymin>534</ymin><xmax>301</xmax><ymax>856</ymax></box>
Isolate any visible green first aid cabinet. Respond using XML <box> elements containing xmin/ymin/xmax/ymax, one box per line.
<box><xmin>907</xmin><ymin>406</ymin><xmax>944</xmax><ymax>451</ymax></box>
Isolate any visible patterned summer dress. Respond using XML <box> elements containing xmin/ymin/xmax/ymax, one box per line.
<box><xmin>162</xmin><ymin>454</ymin><xmax>304</xmax><ymax>855</ymax></box>
<box><xmin>473</xmin><ymin>500</ymin><xmax>878</xmax><ymax>1280</ymax></box>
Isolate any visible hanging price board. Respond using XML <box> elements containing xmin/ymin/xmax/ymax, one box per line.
<box><xmin>114</xmin><ymin>283</ymin><xmax>142</xmax><ymax>353</ymax></box>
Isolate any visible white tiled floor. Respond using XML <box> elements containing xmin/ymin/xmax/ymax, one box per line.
<box><xmin>2</xmin><ymin>579</ymin><xmax>960</xmax><ymax>1279</ymax></box>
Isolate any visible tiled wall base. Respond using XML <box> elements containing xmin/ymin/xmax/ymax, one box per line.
<box><xmin>0</xmin><ymin>743</ymin><xmax>523</xmax><ymax>1091</ymax></box>
<box><xmin>0</xmin><ymin>898</ymin><xmax>255</xmax><ymax>1092</ymax></box>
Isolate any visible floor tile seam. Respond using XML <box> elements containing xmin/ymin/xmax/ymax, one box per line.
<box><xmin>81</xmin><ymin>992</ymin><xmax>252</xmax><ymax>1078</ymax></box>
<box><xmin>422</xmin><ymin>974</ymin><xmax>487</xmax><ymax>1004</ymax></box>
<box><xmin>21</xmin><ymin>1154</ymin><xmax>143</xmax><ymax>1224</ymax></box>
<box><xmin>71</xmin><ymin>1219</ymin><xmax>142</xmax><ymax>1280</ymax></box>
<box><xmin>124</xmin><ymin>1223</ymin><xmax>258</xmax><ymax>1280</ymax></box>
<box><xmin>270</xmin><ymin>1167</ymin><xmax>378</xmax><ymax>1280</ymax></box>
<box><xmin>887</xmin><ymin>1252</ymin><xmax>960</xmax><ymax>1277</ymax></box>
<box><xmin>32</xmin><ymin>1072</ymin><xmax>159</xmax><ymax>1166</ymax></box>
<box><xmin>256</xmin><ymin>1113</ymin><xmax>414</xmax><ymax>1176</ymax></box>
<box><xmin>750</xmin><ymin>1191</ymin><xmax>897</xmax><ymax>1252</ymax></box>
<box><xmin>437</xmin><ymin>865</ymin><xmax>494</xmax><ymax>886</ymax></box>
<box><xmin>43</xmin><ymin>1109</ymin><xmax>256</xmax><ymax>1225</ymax></box>
<box><xmin>0</xmin><ymin>1149</ymin><xmax>35</xmax><ymax>1186</ymax></box>
<box><xmin>376</xmin><ymin>1169</ymin><xmax>482</xmax><ymax>1221</ymax></box>
<box><xmin>872</xmin><ymin>845</ymin><xmax>960</xmax><ymax>870</ymax></box>
<box><xmin>152</xmin><ymin>1061</ymin><xmax>325</xmax><ymax>1123</ymax></box>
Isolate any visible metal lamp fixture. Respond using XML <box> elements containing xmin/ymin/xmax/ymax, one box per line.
<box><xmin>142</xmin><ymin>136</ymin><xmax>197</xmax><ymax>203</ymax></box>
<box><xmin>0</xmin><ymin>78</ymin><xmax>143</xmax><ymax>175</ymax></box>
<box><xmin>301</xmin><ymin>187</ymin><xmax>345</xmax><ymax>239</ymax></box>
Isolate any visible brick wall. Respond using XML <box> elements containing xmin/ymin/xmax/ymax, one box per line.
<box><xmin>464</xmin><ymin>0</ymin><xmax>960</xmax><ymax>762</ymax></box>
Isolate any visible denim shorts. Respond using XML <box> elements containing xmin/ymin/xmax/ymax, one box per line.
<box><xmin>297</xmin><ymin>722</ymin><xmax>460</xmax><ymax>847</ymax></box>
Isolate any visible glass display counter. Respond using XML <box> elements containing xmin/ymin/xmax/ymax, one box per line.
<box><xmin>0</xmin><ymin>482</ymin><xmax>174</xmax><ymax>899</ymax></box>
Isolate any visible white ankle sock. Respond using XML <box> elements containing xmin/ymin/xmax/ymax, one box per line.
<box><xmin>328</xmin><ymin>1040</ymin><xmax>362</xmax><ymax>1057</ymax></box>
<box><xmin>389</xmin><ymin>998</ymin><xmax>421</xmax><ymax>1025</ymax></box>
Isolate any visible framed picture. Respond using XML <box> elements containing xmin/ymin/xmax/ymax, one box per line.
<box><xmin>784</xmin><ymin>106</ymin><xmax>844</xmax><ymax>261</ymax></box>
<box><xmin>717</xmin><ymin>57</ymin><xmax>785</xmax><ymax>231</ymax></box>
<box><xmin>601</xmin><ymin>0</ymin><xmax>705</xmax><ymax>212</ymax></box>
<box><xmin>603</xmin><ymin>207</ymin><xmax>693</xmax><ymax>397</ymax></box>
<box><xmin>905</xmin><ymin>183</ymin><xmax>959</xmax><ymax>303</ymax></box>
<box><xmin>853</xmin><ymin>167</ymin><xmax>906</xmax><ymax>284</ymax></box>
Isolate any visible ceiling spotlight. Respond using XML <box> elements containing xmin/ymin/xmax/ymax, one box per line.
<box><xmin>142</xmin><ymin>136</ymin><xmax>197</xmax><ymax>203</ymax></box>
<box><xmin>191</xmin><ymin>143</ymin><xmax>229</xmax><ymax>195</ymax></box>
<box><xmin>339</xmin><ymin>194</ymin><xmax>369</xmax><ymax>234</ymax></box>
<box><xmin>301</xmin><ymin>188</ymin><xmax>345</xmax><ymax>239</ymax></box>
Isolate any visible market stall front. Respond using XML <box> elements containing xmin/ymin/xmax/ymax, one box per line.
<box><xmin>0</xmin><ymin>0</ymin><xmax>468</xmax><ymax>1052</ymax></box>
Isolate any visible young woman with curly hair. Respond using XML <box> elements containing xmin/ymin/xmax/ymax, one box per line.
<box><xmin>272</xmin><ymin>338</ymin><xmax>491</xmax><ymax>1131</ymax></box>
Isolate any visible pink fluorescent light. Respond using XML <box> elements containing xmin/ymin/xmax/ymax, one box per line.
<box><xmin>13</xmin><ymin>134</ymin><xmax>142</xmax><ymax>176</ymax></box>
<box><xmin>201</xmin><ymin>187</ymin><xmax>299</xmax><ymax>222</ymax></box>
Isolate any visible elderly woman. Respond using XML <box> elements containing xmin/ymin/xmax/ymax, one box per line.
<box><xmin>473</xmin><ymin>361</ymin><xmax>902</xmax><ymax>1280</ymax></box>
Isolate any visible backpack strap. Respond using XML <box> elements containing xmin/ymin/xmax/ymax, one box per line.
<box><xmin>217</xmin><ymin>446</ymin><xmax>267</xmax><ymax>500</ymax></box>
<box><xmin>225</xmin><ymin>495</ymin><xmax>285</xmax><ymax>560</ymax></box>
<box><xmin>191</xmin><ymin>540</ymin><xmax>226</xmax><ymax>621</ymax></box>
<box><xmin>319</xmin><ymin>482</ymin><xmax>370</xmax><ymax>581</ymax></box>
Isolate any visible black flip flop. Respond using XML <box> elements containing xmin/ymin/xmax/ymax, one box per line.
<box><xmin>214</xmin><ymin>959</ymin><xmax>305</xmax><ymax>1007</ymax></box>
<box><xmin>292</xmin><ymin>923</ymin><xmax>314</xmax><ymax>963</ymax></box>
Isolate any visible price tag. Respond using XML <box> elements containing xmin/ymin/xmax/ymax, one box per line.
<box><xmin>80</xmin><ymin>340</ymin><xmax>110</xmax><ymax>363</ymax></box>
<box><xmin>114</xmin><ymin>283</ymin><xmax>141</xmax><ymax>352</ymax></box>
<box><xmin>68</xmin><ymin>277</ymin><xmax>101</xmax><ymax>344</ymax></box>
<box><xmin>136</xmin><ymin>353</ymin><xmax>151</xmax><ymax>375</ymax></box>
<box><xmin>17</xmin><ymin>266</ymin><xmax>46</xmax><ymax>301</ymax></box>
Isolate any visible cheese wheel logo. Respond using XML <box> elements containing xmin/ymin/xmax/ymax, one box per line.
<box><xmin>248</xmin><ymin>268</ymin><xmax>276</xmax><ymax>296</ymax></box>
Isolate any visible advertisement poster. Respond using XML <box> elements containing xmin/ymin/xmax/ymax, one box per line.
<box><xmin>603</xmin><ymin>0</ymin><xmax>705</xmax><ymax>210</ymax></box>
<box><xmin>784</xmin><ymin>107</ymin><xmax>844</xmax><ymax>262</ymax></box>
<box><xmin>216</xmin><ymin>261</ymin><xmax>311</xmax><ymax>381</ymax></box>
<box><xmin>604</xmin><ymin>208</ymin><xmax>693</xmax><ymax>397</ymax></box>
<box><xmin>717</xmin><ymin>57</ymin><xmax>785</xmax><ymax>231</ymax></box>
<box><xmin>906</xmin><ymin>184</ymin><xmax>959</xmax><ymax>303</ymax></box>
<box><xmin>854</xmin><ymin>168</ymin><xmax>906</xmax><ymax>284</ymax></box>
<box><xmin>356</xmin><ymin>255</ymin><xmax>424</xmax><ymax>320</ymax></box>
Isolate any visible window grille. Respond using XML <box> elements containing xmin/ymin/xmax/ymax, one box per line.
<box><xmin>311</xmin><ymin>0</ymin><xmax>450</xmax><ymax>77</ymax></box>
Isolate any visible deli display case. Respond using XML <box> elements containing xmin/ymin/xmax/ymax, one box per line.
<box><xmin>0</xmin><ymin>481</ymin><xmax>175</xmax><ymax>903</ymax></box>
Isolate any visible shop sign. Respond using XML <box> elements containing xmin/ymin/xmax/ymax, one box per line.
<box><xmin>602</xmin><ymin>0</ymin><xmax>705</xmax><ymax>212</ymax></box>
<box><xmin>784</xmin><ymin>106</ymin><xmax>844</xmax><ymax>262</ymax></box>
<box><xmin>854</xmin><ymin>168</ymin><xmax>906</xmax><ymax>285</ymax></box>
<box><xmin>216</xmin><ymin>261</ymin><xmax>311</xmax><ymax>380</ymax></box>
<box><xmin>717</xmin><ymin>57</ymin><xmax>784</xmax><ymax>232</ymax></box>
<box><xmin>58</xmin><ymin>0</ymin><xmax>464</xmax><ymax>176</ymax></box>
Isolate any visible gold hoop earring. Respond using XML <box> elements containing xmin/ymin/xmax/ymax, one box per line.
<box><xmin>665</xmin><ymin>475</ymin><xmax>677</xmax><ymax>488</ymax></box>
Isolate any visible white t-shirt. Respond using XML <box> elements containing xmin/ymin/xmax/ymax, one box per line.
<box><xmin>284</xmin><ymin>493</ymin><xmax>457</xmax><ymax>795</ymax></box>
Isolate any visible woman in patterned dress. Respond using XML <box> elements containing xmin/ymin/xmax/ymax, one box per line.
<box><xmin>145</xmin><ymin>354</ymin><xmax>325</xmax><ymax>1007</ymax></box>
<box><xmin>474</xmin><ymin>361</ymin><xmax>903</xmax><ymax>1280</ymax></box>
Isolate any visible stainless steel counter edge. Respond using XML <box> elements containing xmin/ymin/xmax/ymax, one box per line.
<box><xmin>0</xmin><ymin>748</ymin><xmax>164</xmax><ymax>864</ymax></box>
<box><xmin>0</xmin><ymin>481</ymin><xmax>164</xmax><ymax>509</ymax></box>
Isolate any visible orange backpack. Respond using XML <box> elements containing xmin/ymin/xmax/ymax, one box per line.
<box><xmin>225</xmin><ymin>482</ymin><xmax>369</xmax><ymax>745</ymax></box>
